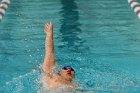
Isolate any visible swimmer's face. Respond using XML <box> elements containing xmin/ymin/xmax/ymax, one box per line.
<box><xmin>60</xmin><ymin>67</ymin><xmax>75</xmax><ymax>81</ymax></box>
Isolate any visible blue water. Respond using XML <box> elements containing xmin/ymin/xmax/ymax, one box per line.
<box><xmin>1</xmin><ymin>0</ymin><xmax>140</xmax><ymax>92</ymax></box>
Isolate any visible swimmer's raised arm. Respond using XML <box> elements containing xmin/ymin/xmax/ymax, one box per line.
<box><xmin>42</xmin><ymin>22</ymin><xmax>56</xmax><ymax>75</ymax></box>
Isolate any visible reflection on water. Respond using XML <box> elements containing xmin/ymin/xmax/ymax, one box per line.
<box><xmin>59</xmin><ymin>0</ymin><xmax>86</xmax><ymax>52</ymax></box>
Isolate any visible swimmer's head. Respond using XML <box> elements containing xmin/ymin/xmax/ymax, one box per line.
<box><xmin>59</xmin><ymin>66</ymin><xmax>75</xmax><ymax>81</ymax></box>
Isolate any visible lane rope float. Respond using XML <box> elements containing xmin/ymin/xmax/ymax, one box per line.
<box><xmin>128</xmin><ymin>0</ymin><xmax>140</xmax><ymax>18</ymax></box>
<box><xmin>0</xmin><ymin>0</ymin><xmax>10</xmax><ymax>22</ymax></box>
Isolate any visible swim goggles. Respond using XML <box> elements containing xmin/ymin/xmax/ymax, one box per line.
<box><xmin>62</xmin><ymin>66</ymin><xmax>75</xmax><ymax>72</ymax></box>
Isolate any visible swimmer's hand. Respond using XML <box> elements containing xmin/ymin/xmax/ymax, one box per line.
<box><xmin>44</xmin><ymin>21</ymin><xmax>53</xmax><ymax>36</ymax></box>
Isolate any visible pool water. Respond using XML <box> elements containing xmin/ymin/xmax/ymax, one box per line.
<box><xmin>1</xmin><ymin>0</ymin><xmax>140</xmax><ymax>92</ymax></box>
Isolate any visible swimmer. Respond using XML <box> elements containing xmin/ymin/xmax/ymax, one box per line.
<box><xmin>42</xmin><ymin>22</ymin><xmax>76</xmax><ymax>89</ymax></box>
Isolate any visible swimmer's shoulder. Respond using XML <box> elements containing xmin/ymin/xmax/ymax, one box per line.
<box><xmin>41</xmin><ymin>66</ymin><xmax>58</xmax><ymax>78</ymax></box>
